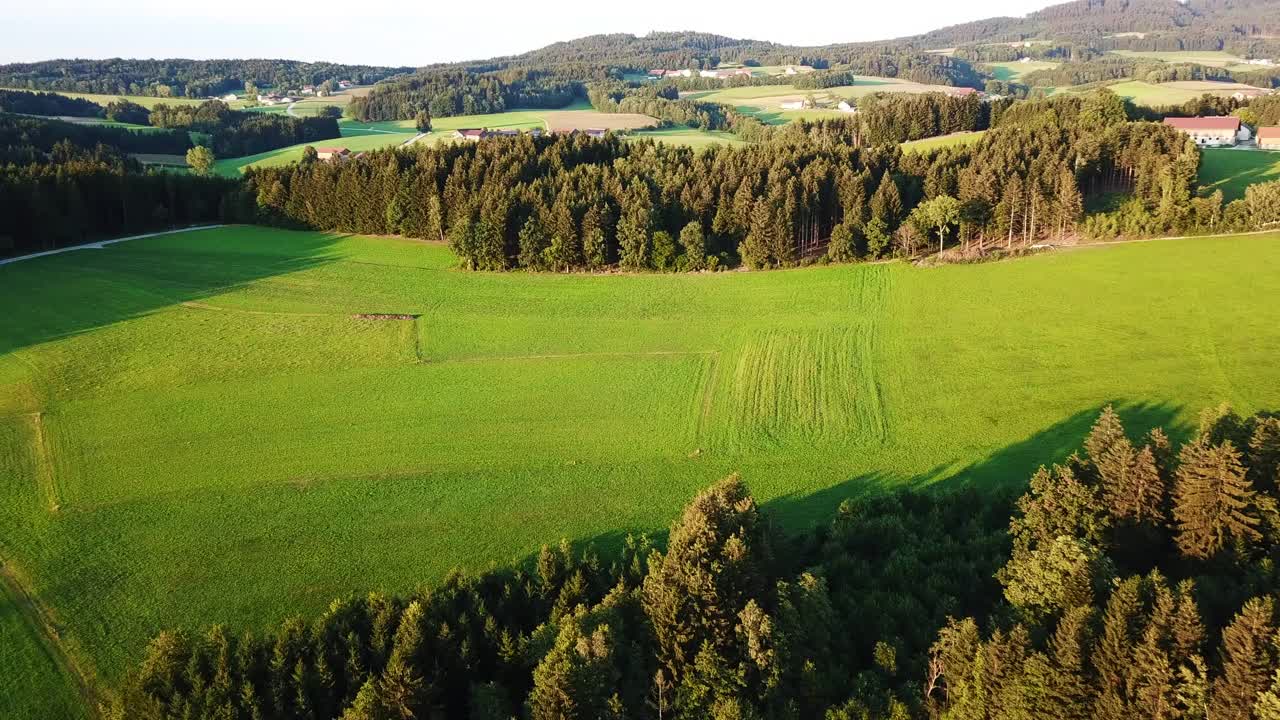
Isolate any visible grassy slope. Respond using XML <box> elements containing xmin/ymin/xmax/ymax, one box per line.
<box><xmin>630</xmin><ymin>127</ymin><xmax>748</xmax><ymax>148</ymax></box>
<box><xmin>1199</xmin><ymin>148</ymin><xmax>1280</xmax><ymax>201</ymax></box>
<box><xmin>3</xmin><ymin>226</ymin><xmax>1280</xmax><ymax>707</ymax></box>
<box><xmin>1108</xmin><ymin>49</ymin><xmax>1248</xmax><ymax>68</ymax></box>
<box><xmin>212</xmin><ymin>130</ymin><xmax>418</xmax><ymax>175</ymax></box>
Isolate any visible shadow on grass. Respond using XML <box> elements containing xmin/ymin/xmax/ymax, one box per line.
<box><xmin>0</xmin><ymin>227</ymin><xmax>343</xmax><ymax>358</ymax></box>
<box><xmin>548</xmin><ymin>399</ymin><xmax>1190</xmax><ymax>566</ymax></box>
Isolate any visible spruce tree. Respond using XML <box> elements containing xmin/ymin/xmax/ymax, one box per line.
<box><xmin>1172</xmin><ymin>441</ymin><xmax>1261</xmax><ymax>559</ymax></box>
<box><xmin>1210</xmin><ymin>597</ymin><xmax>1277</xmax><ymax>720</ymax></box>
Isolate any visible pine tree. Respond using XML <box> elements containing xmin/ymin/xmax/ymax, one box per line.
<box><xmin>581</xmin><ymin>204</ymin><xmax>609</xmax><ymax>270</ymax></box>
<box><xmin>1172</xmin><ymin>441</ymin><xmax>1261</xmax><ymax>559</ymax></box>
<box><xmin>1210</xmin><ymin>597</ymin><xmax>1277</xmax><ymax>720</ymax></box>
<box><xmin>1092</xmin><ymin>577</ymin><xmax>1141</xmax><ymax>720</ymax></box>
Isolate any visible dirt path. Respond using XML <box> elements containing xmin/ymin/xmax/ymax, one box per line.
<box><xmin>0</xmin><ymin>561</ymin><xmax>102</xmax><ymax>716</ymax></box>
<box><xmin>0</xmin><ymin>225</ymin><xmax>225</xmax><ymax>267</ymax></box>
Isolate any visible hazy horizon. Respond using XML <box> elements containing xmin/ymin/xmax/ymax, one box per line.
<box><xmin>9</xmin><ymin>0</ymin><xmax>1050</xmax><ymax>68</ymax></box>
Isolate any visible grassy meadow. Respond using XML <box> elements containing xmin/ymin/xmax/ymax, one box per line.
<box><xmin>4</xmin><ymin>225</ymin><xmax>1280</xmax><ymax>712</ymax></box>
<box><xmin>983</xmin><ymin>60</ymin><xmax>1059</xmax><ymax>81</ymax></box>
<box><xmin>0</xmin><ymin>88</ymin><xmax>250</xmax><ymax>110</ymax></box>
<box><xmin>1102</xmin><ymin>79</ymin><xmax>1264</xmax><ymax>106</ymax></box>
<box><xmin>1198</xmin><ymin>148</ymin><xmax>1280</xmax><ymax>200</ymax></box>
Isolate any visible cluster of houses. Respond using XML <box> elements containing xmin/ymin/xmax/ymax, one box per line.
<box><xmin>646</xmin><ymin>66</ymin><xmax>811</xmax><ymax>81</ymax></box>
<box><xmin>451</xmin><ymin>127</ymin><xmax>609</xmax><ymax>141</ymax></box>
<box><xmin>1162</xmin><ymin>116</ymin><xmax>1280</xmax><ymax>150</ymax></box>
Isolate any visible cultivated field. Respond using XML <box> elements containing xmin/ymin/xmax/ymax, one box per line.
<box><xmin>5</xmin><ymin>226</ymin><xmax>1280</xmax><ymax>711</ymax></box>
<box><xmin>1199</xmin><ymin>148</ymin><xmax>1280</xmax><ymax>200</ymax></box>
<box><xmin>1108</xmin><ymin>49</ymin><xmax>1256</xmax><ymax>71</ymax></box>
<box><xmin>1101</xmin><ymin>80</ymin><xmax>1261</xmax><ymax>106</ymax></box>
<box><xmin>542</xmin><ymin>109</ymin><xmax>656</xmax><ymax>131</ymax></box>
<box><xmin>685</xmin><ymin>78</ymin><xmax>967</xmax><ymax>124</ymax></box>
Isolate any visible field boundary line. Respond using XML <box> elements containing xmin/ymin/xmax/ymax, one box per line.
<box><xmin>0</xmin><ymin>225</ymin><xmax>225</xmax><ymax>267</ymax></box>
<box><xmin>28</xmin><ymin>412</ymin><xmax>63</xmax><ymax>513</ymax></box>
<box><xmin>179</xmin><ymin>301</ymin><xmax>338</xmax><ymax>318</ymax></box>
<box><xmin>0</xmin><ymin>559</ymin><xmax>103</xmax><ymax>717</ymax></box>
<box><xmin>435</xmin><ymin>350</ymin><xmax>718</xmax><ymax>364</ymax></box>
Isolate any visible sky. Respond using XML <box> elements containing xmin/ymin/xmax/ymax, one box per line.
<box><xmin>7</xmin><ymin>0</ymin><xmax>1052</xmax><ymax>67</ymax></box>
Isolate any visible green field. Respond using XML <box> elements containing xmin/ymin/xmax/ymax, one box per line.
<box><xmin>902</xmin><ymin>130</ymin><xmax>987</xmax><ymax>153</ymax></box>
<box><xmin>1198</xmin><ymin>148</ymin><xmax>1280</xmax><ymax>200</ymax></box>
<box><xmin>1098</xmin><ymin>80</ymin><xmax>1245</xmax><ymax>106</ymax></box>
<box><xmin>212</xmin><ymin>130</ymin><xmax>419</xmax><ymax>175</ymax></box>
<box><xmin>5</xmin><ymin>225</ymin><xmax>1280</xmax><ymax>710</ymax></box>
<box><xmin>631</xmin><ymin>127</ymin><xmax>749</xmax><ymax>148</ymax></box>
<box><xmin>0</xmin><ymin>574</ymin><xmax>87</xmax><ymax>719</ymax></box>
<box><xmin>1108</xmin><ymin>49</ymin><xmax>1252</xmax><ymax>70</ymax></box>
<box><xmin>984</xmin><ymin>60</ymin><xmax>1059</xmax><ymax>81</ymax></box>
<box><xmin>0</xmin><ymin>88</ymin><xmax>250</xmax><ymax>110</ymax></box>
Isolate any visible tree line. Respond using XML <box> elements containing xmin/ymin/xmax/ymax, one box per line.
<box><xmin>146</xmin><ymin>99</ymin><xmax>341</xmax><ymax>158</ymax></box>
<box><xmin>0</xmin><ymin>58</ymin><xmax>409</xmax><ymax>99</ymax></box>
<box><xmin>346</xmin><ymin>71</ymin><xmax>583</xmax><ymax>122</ymax></box>
<box><xmin>0</xmin><ymin>113</ymin><xmax>193</xmax><ymax>158</ymax></box>
<box><xmin>106</xmin><ymin>402</ymin><xmax>1280</xmax><ymax>719</ymax></box>
<box><xmin>0</xmin><ymin>88</ymin><xmax>104</xmax><ymax>117</ymax></box>
<box><xmin>241</xmin><ymin>91</ymin><xmax>1200</xmax><ymax>273</ymax></box>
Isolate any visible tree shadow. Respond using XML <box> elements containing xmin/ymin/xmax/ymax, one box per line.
<box><xmin>763</xmin><ymin>399</ymin><xmax>1189</xmax><ymax>534</ymax></box>
<box><xmin>0</xmin><ymin>227</ymin><xmax>343</xmax><ymax>358</ymax></box>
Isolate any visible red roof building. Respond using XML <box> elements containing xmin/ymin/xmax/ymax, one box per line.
<box><xmin>1259</xmin><ymin>126</ymin><xmax>1280</xmax><ymax>150</ymax></box>
<box><xmin>1162</xmin><ymin>117</ymin><xmax>1241</xmax><ymax>146</ymax></box>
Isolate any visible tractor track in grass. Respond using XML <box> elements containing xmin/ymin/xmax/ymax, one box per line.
<box><xmin>28</xmin><ymin>412</ymin><xmax>62</xmax><ymax>513</ymax></box>
<box><xmin>0</xmin><ymin>560</ymin><xmax>102</xmax><ymax>717</ymax></box>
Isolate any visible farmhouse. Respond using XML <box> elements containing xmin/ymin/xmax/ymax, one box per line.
<box><xmin>585</xmin><ymin>128</ymin><xmax>607</xmax><ymax>138</ymax></box>
<box><xmin>338</xmin><ymin>80</ymin><xmax>353</xmax><ymax>89</ymax></box>
<box><xmin>1260</xmin><ymin>127</ymin><xmax>1280</xmax><ymax>151</ymax></box>
<box><xmin>455</xmin><ymin>128</ymin><xmax>488</xmax><ymax>141</ymax></box>
<box><xmin>837</xmin><ymin>100</ymin><xmax>856</xmax><ymax>113</ymax></box>
<box><xmin>221</xmin><ymin>93</ymin><xmax>239</xmax><ymax>102</ymax></box>
<box><xmin>1232</xmin><ymin>88</ymin><xmax>1269</xmax><ymax>101</ymax></box>
<box><xmin>301</xmin><ymin>86</ymin><xmax>316</xmax><ymax>95</ymax></box>
<box><xmin>1162</xmin><ymin>116</ymin><xmax>1241</xmax><ymax>146</ymax></box>
<box><xmin>946</xmin><ymin>87</ymin><xmax>979</xmax><ymax>97</ymax></box>
<box><xmin>316</xmin><ymin>147</ymin><xmax>350</xmax><ymax>161</ymax></box>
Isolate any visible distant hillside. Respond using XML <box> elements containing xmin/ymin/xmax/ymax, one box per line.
<box><xmin>0</xmin><ymin>58</ymin><xmax>412</xmax><ymax>98</ymax></box>
<box><xmin>915</xmin><ymin>0</ymin><xmax>1280</xmax><ymax>47</ymax></box>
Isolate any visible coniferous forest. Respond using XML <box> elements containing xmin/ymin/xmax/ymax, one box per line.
<box><xmin>105</xmin><ymin>404</ymin><xmax>1280</xmax><ymax>720</ymax></box>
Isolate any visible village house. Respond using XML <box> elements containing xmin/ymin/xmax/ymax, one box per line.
<box><xmin>301</xmin><ymin>86</ymin><xmax>316</xmax><ymax>95</ymax></box>
<box><xmin>585</xmin><ymin>128</ymin><xmax>607</xmax><ymax>138</ymax></box>
<box><xmin>1231</xmin><ymin>87</ymin><xmax>1269</xmax><ymax>101</ymax></box>
<box><xmin>699</xmin><ymin>69</ymin><xmax>719</xmax><ymax>78</ymax></box>
<box><xmin>1162</xmin><ymin>116</ymin><xmax>1241</xmax><ymax>146</ymax></box>
<box><xmin>316</xmin><ymin>147</ymin><xmax>350</xmax><ymax>161</ymax></box>
<box><xmin>221</xmin><ymin>93</ymin><xmax>239</xmax><ymax>102</ymax></box>
<box><xmin>947</xmin><ymin>87</ymin><xmax>979</xmax><ymax>98</ymax></box>
<box><xmin>1260</xmin><ymin>127</ymin><xmax>1280</xmax><ymax>151</ymax></box>
<box><xmin>454</xmin><ymin>128</ymin><xmax>488</xmax><ymax>141</ymax></box>
<box><xmin>338</xmin><ymin>80</ymin><xmax>354</xmax><ymax>89</ymax></box>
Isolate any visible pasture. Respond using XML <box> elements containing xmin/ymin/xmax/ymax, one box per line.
<box><xmin>4</xmin><ymin>225</ymin><xmax>1280</xmax><ymax>713</ymax></box>
<box><xmin>1101</xmin><ymin>80</ymin><xmax>1259</xmax><ymax>106</ymax></box>
<box><xmin>212</xmin><ymin>130</ymin><xmax>419</xmax><ymax>175</ymax></box>
<box><xmin>1108</xmin><ymin>49</ymin><xmax>1255</xmax><ymax>71</ymax></box>
<box><xmin>984</xmin><ymin>60</ymin><xmax>1059</xmax><ymax>81</ymax></box>
<box><xmin>684</xmin><ymin>78</ymin><xmax>964</xmax><ymax>124</ymax></box>
<box><xmin>1198</xmin><ymin>148</ymin><xmax>1280</xmax><ymax>201</ymax></box>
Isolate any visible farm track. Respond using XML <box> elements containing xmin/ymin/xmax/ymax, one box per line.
<box><xmin>0</xmin><ymin>225</ymin><xmax>225</xmax><ymax>266</ymax></box>
<box><xmin>0</xmin><ymin>560</ymin><xmax>102</xmax><ymax>717</ymax></box>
